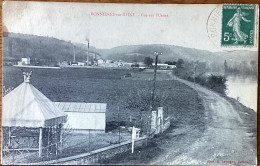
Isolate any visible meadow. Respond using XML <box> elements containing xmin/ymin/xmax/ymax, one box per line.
<box><xmin>3</xmin><ymin>66</ymin><xmax>203</xmax><ymax>128</ymax></box>
<box><xmin>3</xmin><ymin>66</ymin><xmax>205</xmax><ymax>163</ymax></box>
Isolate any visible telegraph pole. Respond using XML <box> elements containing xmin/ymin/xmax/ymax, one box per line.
<box><xmin>194</xmin><ymin>64</ymin><xmax>197</xmax><ymax>88</ymax></box>
<box><xmin>118</xmin><ymin>106</ymin><xmax>121</xmax><ymax>143</ymax></box>
<box><xmin>151</xmin><ymin>52</ymin><xmax>160</xmax><ymax>104</ymax></box>
<box><xmin>149</xmin><ymin>52</ymin><xmax>162</xmax><ymax>134</ymax></box>
<box><xmin>193</xmin><ymin>64</ymin><xmax>197</xmax><ymax>110</ymax></box>
<box><xmin>151</xmin><ymin>52</ymin><xmax>162</xmax><ymax>106</ymax></box>
<box><xmin>88</xmin><ymin>129</ymin><xmax>90</xmax><ymax>153</ymax></box>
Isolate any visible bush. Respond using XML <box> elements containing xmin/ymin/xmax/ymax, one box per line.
<box><xmin>177</xmin><ymin>70</ymin><xmax>227</xmax><ymax>94</ymax></box>
<box><xmin>131</xmin><ymin>63</ymin><xmax>139</xmax><ymax>68</ymax></box>
<box><xmin>206</xmin><ymin>75</ymin><xmax>227</xmax><ymax>94</ymax></box>
<box><xmin>193</xmin><ymin>75</ymin><xmax>226</xmax><ymax>94</ymax></box>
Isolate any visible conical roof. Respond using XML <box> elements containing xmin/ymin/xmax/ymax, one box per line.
<box><xmin>3</xmin><ymin>78</ymin><xmax>67</xmax><ymax>128</ymax></box>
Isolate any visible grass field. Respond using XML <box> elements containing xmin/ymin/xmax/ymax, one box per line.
<box><xmin>3</xmin><ymin>66</ymin><xmax>204</xmax><ymax>163</ymax></box>
<box><xmin>3</xmin><ymin>67</ymin><xmax>203</xmax><ymax>125</ymax></box>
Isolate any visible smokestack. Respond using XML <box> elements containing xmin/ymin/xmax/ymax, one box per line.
<box><xmin>73</xmin><ymin>46</ymin><xmax>76</xmax><ymax>62</ymax></box>
<box><xmin>87</xmin><ymin>41</ymin><xmax>90</xmax><ymax>66</ymax></box>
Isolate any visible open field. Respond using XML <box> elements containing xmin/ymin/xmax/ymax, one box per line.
<box><xmin>3</xmin><ymin>66</ymin><xmax>204</xmax><ymax>164</ymax></box>
<box><xmin>6</xmin><ymin>67</ymin><xmax>255</xmax><ymax>165</ymax></box>
<box><xmin>3</xmin><ymin>66</ymin><xmax>203</xmax><ymax>127</ymax></box>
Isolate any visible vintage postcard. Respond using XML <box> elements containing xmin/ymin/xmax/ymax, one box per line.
<box><xmin>2</xmin><ymin>2</ymin><xmax>259</xmax><ymax>165</ymax></box>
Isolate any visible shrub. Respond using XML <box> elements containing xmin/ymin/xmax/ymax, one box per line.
<box><xmin>176</xmin><ymin>69</ymin><xmax>227</xmax><ymax>94</ymax></box>
<box><xmin>131</xmin><ymin>63</ymin><xmax>139</xmax><ymax>68</ymax></box>
<box><xmin>206</xmin><ymin>75</ymin><xmax>227</xmax><ymax>94</ymax></box>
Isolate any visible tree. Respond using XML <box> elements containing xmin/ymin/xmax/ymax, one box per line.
<box><xmin>207</xmin><ymin>75</ymin><xmax>227</xmax><ymax>94</ymax></box>
<box><xmin>176</xmin><ymin>59</ymin><xmax>184</xmax><ymax>68</ymax></box>
<box><xmin>125</xmin><ymin>89</ymin><xmax>168</xmax><ymax>132</ymax></box>
<box><xmin>144</xmin><ymin>57</ymin><xmax>153</xmax><ymax>67</ymax></box>
<box><xmin>131</xmin><ymin>63</ymin><xmax>139</xmax><ymax>68</ymax></box>
<box><xmin>224</xmin><ymin>60</ymin><xmax>228</xmax><ymax>75</ymax></box>
<box><xmin>250</xmin><ymin>60</ymin><xmax>257</xmax><ymax>72</ymax></box>
<box><xmin>164</xmin><ymin>61</ymin><xmax>177</xmax><ymax>65</ymax></box>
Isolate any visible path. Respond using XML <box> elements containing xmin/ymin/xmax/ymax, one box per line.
<box><xmin>101</xmin><ymin>72</ymin><xmax>257</xmax><ymax>165</ymax></box>
<box><xmin>150</xmin><ymin>74</ymin><xmax>256</xmax><ymax>165</ymax></box>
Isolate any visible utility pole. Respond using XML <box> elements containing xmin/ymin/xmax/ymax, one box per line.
<box><xmin>88</xmin><ymin>129</ymin><xmax>90</xmax><ymax>153</ymax></box>
<box><xmin>151</xmin><ymin>52</ymin><xmax>160</xmax><ymax>104</ymax></box>
<box><xmin>193</xmin><ymin>64</ymin><xmax>197</xmax><ymax>110</ymax></box>
<box><xmin>148</xmin><ymin>51</ymin><xmax>162</xmax><ymax>134</ymax></box>
<box><xmin>151</xmin><ymin>52</ymin><xmax>162</xmax><ymax>106</ymax></box>
<box><xmin>118</xmin><ymin>106</ymin><xmax>121</xmax><ymax>143</ymax></box>
<box><xmin>194</xmin><ymin>64</ymin><xmax>197</xmax><ymax>88</ymax></box>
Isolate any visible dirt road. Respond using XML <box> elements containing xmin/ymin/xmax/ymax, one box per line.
<box><xmin>101</xmin><ymin>72</ymin><xmax>256</xmax><ymax>165</ymax></box>
<box><xmin>151</xmin><ymin>75</ymin><xmax>257</xmax><ymax>165</ymax></box>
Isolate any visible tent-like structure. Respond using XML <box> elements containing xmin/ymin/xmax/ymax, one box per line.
<box><xmin>2</xmin><ymin>72</ymin><xmax>67</xmax><ymax>158</ymax></box>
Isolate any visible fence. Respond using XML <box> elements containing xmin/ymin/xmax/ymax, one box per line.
<box><xmin>19</xmin><ymin>107</ymin><xmax>171</xmax><ymax>165</ymax></box>
<box><xmin>30</xmin><ymin>136</ymin><xmax>148</xmax><ymax>165</ymax></box>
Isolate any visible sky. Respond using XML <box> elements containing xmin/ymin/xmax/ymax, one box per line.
<box><xmin>3</xmin><ymin>2</ymin><xmax>257</xmax><ymax>52</ymax></box>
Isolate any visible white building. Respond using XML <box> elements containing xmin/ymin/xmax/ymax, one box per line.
<box><xmin>97</xmin><ymin>59</ymin><xmax>104</xmax><ymax>65</ymax></box>
<box><xmin>21</xmin><ymin>57</ymin><xmax>30</xmax><ymax>65</ymax></box>
<box><xmin>54</xmin><ymin>102</ymin><xmax>106</xmax><ymax>133</ymax></box>
<box><xmin>152</xmin><ymin>63</ymin><xmax>176</xmax><ymax>69</ymax></box>
<box><xmin>78</xmin><ymin>62</ymin><xmax>86</xmax><ymax>66</ymax></box>
<box><xmin>18</xmin><ymin>57</ymin><xmax>30</xmax><ymax>66</ymax></box>
<box><xmin>106</xmin><ymin>60</ymin><xmax>113</xmax><ymax>63</ymax></box>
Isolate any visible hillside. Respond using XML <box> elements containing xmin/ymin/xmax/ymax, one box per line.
<box><xmin>99</xmin><ymin>45</ymin><xmax>257</xmax><ymax>68</ymax></box>
<box><xmin>3</xmin><ymin>33</ymin><xmax>101</xmax><ymax>63</ymax></box>
<box><xmin>3</xmin><ymin>33</ymin><xmax>257</xmax><ymax>71</ymax></box>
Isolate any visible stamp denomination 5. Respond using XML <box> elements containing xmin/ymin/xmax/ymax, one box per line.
<box><xmin>221</xmin><ymin>4</ymin><xmax>257</xmax><ymax>47</ymax></box>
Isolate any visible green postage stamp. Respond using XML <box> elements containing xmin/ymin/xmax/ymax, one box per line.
<box><xmin>222</xmin><ymin>4</ymin><xmax>256</xmax><ymax>47</ymax></box>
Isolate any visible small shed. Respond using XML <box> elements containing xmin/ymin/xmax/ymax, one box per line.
<box><xmin>54</xmin><ymin>102</ymin><xmax>106</xmax><ymax>132</ymax></box>
<box><xmin>2</xmin><ymin>72</ymin><xmax>67</xmax><ymax>158</ymax></box>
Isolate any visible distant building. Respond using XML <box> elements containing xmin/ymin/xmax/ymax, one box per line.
<box><xmin>117</xmin><ymin>63</ymin><xmax>123</xmax><ymax>67</ymax></box>
<box><xmin>137</xmin><ymin>62</ymin><xmax>146</xmax><ymax>68</ymax></box>
<box><xmin>152</xmin><ymin>63</ymin><xmax>175</xmax><ymax>69</ymax></box>
<box><xmin>97</xmin><ymin>59</ymin><xmax>104</xmax><ymax>65</ymax></box>
<box><xmin>70</xmin><ymin>61</ymin><xmax>78</xmax><ymax>66</ymax></box>
<box><xmin>106</xmin><ymin>60</ymin><xmax>113</xmax><ymax>63</ymax></box>
<box><xmin>61</xmin><ymin>61</ymin><xmax>69</xmax><ymax>66</ymax></box>
<box><xmin>121</xmin><ymin>62</ymin><xmax>133</xmax><ymax>68</ymax></box>
<box><xmin>22</xmin><ymin>57</ymin><xmax>30</xmax><ymax>65</ymax></box>
<box><xmin>168</xmin><ymin>65</ymin><xmax>176</xmax><ymax>69</ymax></box>
<box><xmin>78</xmin><ymin>62</ymin><xmax>85</xmax><ymax>66</ymax></box>
<box><xmin>18</xmin><ymin>57</ymin><xmax>30</xmax><ymax>66</ymax></box>
<box><xmin>54</xmin><ymin>102</ymin><xmax>106</xmax><ymax>133</ymax></box>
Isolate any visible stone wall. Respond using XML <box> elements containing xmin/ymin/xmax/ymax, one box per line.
<box><xmin>32</xmin><ymin>136</ymin><xmax>148</xmax><ymax>165</ymax></box>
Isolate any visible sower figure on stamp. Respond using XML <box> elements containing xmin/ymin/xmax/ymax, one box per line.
<box><xmin>227</xmin><ymin>7</ymin><xmax>251</xmax><ymax>44</ymax></box>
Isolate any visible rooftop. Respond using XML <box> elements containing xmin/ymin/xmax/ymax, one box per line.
<box><xmin>3</xmin><ymin>72</ymin><xmax>67</xmax><ymax>128</ymax></box>
<box><xmin>54</xmin><ymin>102</ymin><xmax>107</xmax><ymax>113</ymax></box>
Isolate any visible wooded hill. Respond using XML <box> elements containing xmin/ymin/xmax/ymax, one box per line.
<box><xmin>3</xmin><ymin>33</ymin><xmax>257</xmax><ymax>73</ymax></box>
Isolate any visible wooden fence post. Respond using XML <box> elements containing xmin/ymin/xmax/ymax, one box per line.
<box><xmin>39</xmin><ymin>127</ymin><xmax>43</xmax><ymax>157</ymax></box>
